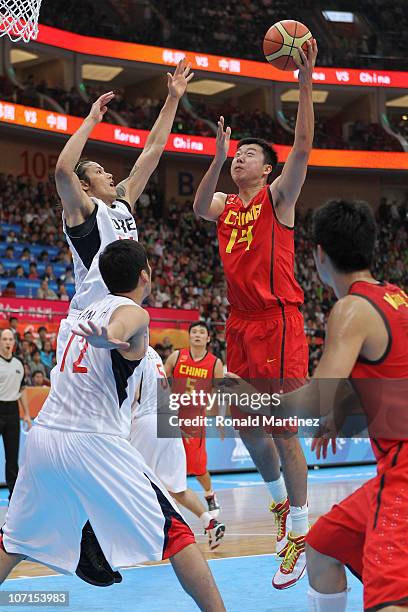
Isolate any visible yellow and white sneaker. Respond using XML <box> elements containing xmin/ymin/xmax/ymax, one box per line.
<box><xmin>269</xmin><ymin>497</ymin><xmax>291</xmax><ymax>557</ymax></box>
<box><xmin>272</xmin><ymin>532</ymin><xmax>306</xmax><ymax>590</ymax></box>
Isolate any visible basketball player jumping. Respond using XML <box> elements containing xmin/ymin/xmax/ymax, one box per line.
<box><xmin>131</xmin><ymin>345</ymin><xmax>225</xmax><ymax>550</ymax></box>
<box><xmin>165</xmin><ymin>322</ymin><xmax>224</xmax><ymax>516</ymax></box>
<box><xmin>0</xmin><ymin>240</ymin><xmax>225</xmax><ymax>612</ymax></box>
<box><xmin>193</xmin><ymin>39</ymin><xmax>317</xmax><ymax>588</ymax></box>
<box><xmin>264</xmin><ymin>199</ymin><xmax>408</xmax><ymax>612</ymax></box>
<box><xmin>55</xmin><ymin>57</ymin><xmax>193</xmax><ymax>352</ymax></box>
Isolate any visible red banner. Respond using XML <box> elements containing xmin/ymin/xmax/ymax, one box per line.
<box><xmin>0</xmin><ymin>297</ymin><xmax>198</xmax><ymax>329</ymax></box>
<box><xmin>35</xmin><ymin>25</ymin><xmax>408</xmax><ymax>89</ymax></box>
<box><xmin>1</xmin><ymin>99</ymin><xmax>407</xmax><ymax>170</ymax></box>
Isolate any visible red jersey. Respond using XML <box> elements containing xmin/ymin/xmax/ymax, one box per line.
<box><xmin>349</xmin><ymin>280</ymin><xmax>408</xmax><ymax>460</ymax></box>
<box><xmin>173</xmin><ymin>349</ymin><xmax>218</xmax><ymax>435</ymax></box>
<box><xmin>217</xmin><ymin>185</ymin><xmax>304</xmax><ymax>313</ymax></box>
<box><xmin>173</xmin><ymin>348</ymin><xmax>218</xmax><ymax>395</ymax></box>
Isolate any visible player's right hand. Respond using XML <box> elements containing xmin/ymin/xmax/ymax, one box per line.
<box><xmin>88</xmin><ymin>92</ymin><xmax>115</xmax><ymax>124</ymax></box>
<box><xmin>215</xmin><ymin>116</ymin><xmax>231</xmax><ymax>163</ymax></box>
<box><xmin>311</xmin><ymin>434</ymin><xmax>336</xmax><ymax>460</ymax></box>
<box><xmin>73</xmin><ymin>321</ymin><xmax>130</xmax><ymax>350</ymax></box>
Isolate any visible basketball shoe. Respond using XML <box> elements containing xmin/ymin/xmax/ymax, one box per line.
<box><xmin>205</xmin><ymin>518</ymin><xmax>226</xmax><ymax>550</ymax></box>
<box><xmin>269</xmin><ymin>497</ymin><xmax>291</xmax><ymax>557</ymax></box>
<box><xmin>76</xmin><ymin>521</ymin><xmax>122</xmax><ymax>587</ymax></box>
<box><xmin>272</xmin><ymin>532</ymin><xmax>306</xmax><ymax>589</ymax></box>
<box><xmin>205</xmin><ymin>492</ymin><xmax>221</xmax><ymax>518</ymax></box>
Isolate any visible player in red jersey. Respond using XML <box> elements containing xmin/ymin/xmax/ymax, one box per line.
<box><xmin>165</xmin><ymin>322</ymin><xmax>225</xmax><ymax>517</ymax></box>
<box><xmin>193</xmin><ymin>39</ymin><xmax>318</xmax><ymax>588</ymax></box>
<box><xmin>271</xmin><ymin>199</ymin><xmax>408</xmax><ymax>612</ymax></box>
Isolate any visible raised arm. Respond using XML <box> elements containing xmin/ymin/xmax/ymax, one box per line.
<box><xmin>193</xmin><ymin>116</ymin><xmax>231</xmax><ymax>221</ymax></box>
<box><xmin>116</xmin><ymin>59</ymin><xmax>193</xmax><ymax>210</ymax></box>
<box><xmin>74</xmin><ymin>305</ymin><xmax>149</xmax><ymax>361</ymax></box>
<box><xmin>270</xmin><ymin>39</ymin><xmax>318</xmax><ymax>226</ymax></box>
<box><xmin>55</xmin><ymin>92</ymin><xmax>115</xmax><ymax>226</ymax></box>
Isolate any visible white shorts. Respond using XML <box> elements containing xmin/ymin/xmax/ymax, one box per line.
<box><xmin>2</xmin><ymin>424</ymin><xmax>194</xmax><ymax>574</ymax></box>
<box><xmin>131</xmin><ymin>413</ymin><xmax>187</xmax><ymax>494</ymax></box>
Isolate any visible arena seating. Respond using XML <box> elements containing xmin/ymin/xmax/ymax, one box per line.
<box><xmin>1</xmin><ymin>173</ymin><xmax>407</xmax><ymax>374</ymax></box>
<box><xmin>40</xmin><ymin>0</ymin><xmax>408</xmax><ymax>69</ymax></box>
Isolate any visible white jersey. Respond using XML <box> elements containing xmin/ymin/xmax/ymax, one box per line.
<box><xmin>131</xmin><ymin>347</ymin><xmax>168</xmax><ymax>421</ymax></box>
<box><xmin>64</xmin><ymin>197</ymin><xmax>138</xmax><ymax>312</ymax></box>
<box><xmin>37</xmin><ymin>294</ymin><xmax>145</xmax><ymax>437</ymax></box>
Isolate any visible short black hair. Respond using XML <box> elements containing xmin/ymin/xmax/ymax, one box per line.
<box><xmin>32</xmin><ymin>370</ymin><xmax>44</xmax><ymax>378</ymax></box>
<box><xmin>99</xmin><ymin>239</ymin><xmax>149</xmax><ymax>294</ymax></box>
<box><xmin>237</xmin><ymin>138</ymin><xmax>278</xmax><ymax>183</ymax></box>
<box><xmin>312</xmin><ymin>199</ymin><xmax>377</xmax><ymax>273</ymax></box>
<box><xmin>189</xmin><ymin>321</ymin><xmax>210</xmax><ymax>335</ymax></box>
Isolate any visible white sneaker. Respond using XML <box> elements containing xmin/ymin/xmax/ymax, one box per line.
<box><xmin>272</xmin><ymin>532</ymin><xmax>307</xmax><ymax>590</ymax></box>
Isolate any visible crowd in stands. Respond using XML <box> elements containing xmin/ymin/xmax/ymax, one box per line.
<box><xmin>1</xmin><ymin>73</ymin><xmax>403</xmax><ymax>151</ymax></box>
<box><xmin>1</xmin><ymin>172</ymin><xmax>406</xmax><ymax>373</ymax></box>
<box><xmin>41</xmin><ymin>0</ymin><xmax>408</xmax><ymax>70</ymax></box>
<box><xmin>8</xmin><ymin>318</ymin><xmax>56</xmax><ymax>386</ymax></box>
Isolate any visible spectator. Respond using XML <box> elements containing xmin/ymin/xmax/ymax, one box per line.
<box><xmin>2</xmin><ymin>282</ymin><xmax>16</xmax><ymax>298</ymax></box>
<box><xmin>14</xmin><ymin>265</ymin><xmax>26</xmax><ymax>279</ymax></box>
<box><xmin>28</xmin><ymin>350</ymin><xmax>48</xmax><ymax>379</ymax></box>
<box><xmin>28</xmin><ymin>263</ymin><xmax>39</xmax><ymax>280</ymax></box>
<box><xmin>8</xmin><ymin>317</ymin><xmax>20</xmax><ymax>345</ymax></box>
<box><xmin>36</xmin><ymin>279</ymin><xmax>58</xmax><ymax>301</ymax></box>
<box><xmin>31</xmin><ymin>370</ymin><xmax>48</xmax><ymax>387</ymax></box>
<box><xmin>58</xmin><ymin>283</ymin><xmax>70</xmax><ymax>301</ymax></box>
<box><xmin>40</xmin><ymin>340</ymin><xmax>55</xmax><ymax>375</ymax></box>
<box><xmin>35</xmin><ymin>326</ymin><xmax>48</xmax><ymax>351</ymax></box>
<box><xmin>4</xmin><ymin>246</ymin><xmax>14</xmax><ymax>260</ymax></box>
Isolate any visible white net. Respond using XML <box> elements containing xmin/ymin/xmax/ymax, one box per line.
<box><xmin>0</xmin><ymin>0</ymin><xmax>42</xmax><ymax>42</ymax></box>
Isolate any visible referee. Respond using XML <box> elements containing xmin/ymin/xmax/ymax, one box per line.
<box><xmin>0</xmin><ymin>328</ymin><xmax>32</xmax><ymax>499</ymax></box>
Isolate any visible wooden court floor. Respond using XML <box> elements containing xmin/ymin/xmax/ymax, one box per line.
<box><xmin>7</xmin><ymin>474</ymin><xmax>366</xmax><ymax>579</ymax></box>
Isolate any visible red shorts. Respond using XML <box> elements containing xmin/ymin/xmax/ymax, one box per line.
<box><xmin>307</xmin><ymin>442</ymin><xmax>408</xmax><ymax>611</ymax></box>
<box><xmin>226</xmin><ymin>305</ymin><xmax>308</xmax><ymax>433</ymax></box>
<box><xmin>182</xmin><ymin>436</ymin><xmax>207</xmax><ymax>476</ymax></box>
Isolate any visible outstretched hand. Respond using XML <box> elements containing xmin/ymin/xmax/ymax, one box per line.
<box><xmin>167</xmin><ymin>58</ymin><xmax>194</xmax><ymax>99</ymax></box>
<box><xmin>215</xmin><ymin>116</ymin><xmax>231</xmax><ymax>163</ymax></box>
<box><xmin>294</xmin><ymin>38</ymin><xmax>318</xmax><ymax>86</ymax></box>
<box><xmin>73</xmin><ymin>321</ymin><xmax>130</xmax><ymax>350</ymax></box>
<box><xmin>88</xmin><ymin>92</ymin><xmax>115</xmax><ymax>124</ymax></box>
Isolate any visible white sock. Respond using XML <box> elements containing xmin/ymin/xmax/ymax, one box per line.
<box><xmin>204</xmin><ymin>489</ymin><xmax>214</xmax><ymax>498</ymax></box>
<box><xmin>308</xmin><ymin>586</ymin><xmax>347</xmax><ymax>612</ymax></box>
<box><xmin>266</xmin><ymin>475</ymin><xmax>287</xmax><ymax>504</ymax></box>
<box><xmin>290</xmin><ymin>503</ymin><xmax>309</xmax><ymax>535</ymax></box>
<box><xmin>199</xmin><ymin>512</ymin><xmax>213</xmax><ymax>529</ymax></box>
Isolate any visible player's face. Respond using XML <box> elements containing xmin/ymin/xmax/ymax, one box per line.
<box><xmin>189</xmin><ymin>326</ymin><xmax>209</xmax><ymax>348</ymax></box>
<box><xmin>83</xmin><ymin>163</ymin><xmax>117</xmax><ymax>201</ymax></box>
<box><xmin>231</xmin><ymin>145</ymin><xmax>272</xmax><ymax>186</ymax></box>
<box><xmin>0</xmin><ymin>330</ymin><xmax>15</xmax><ymax>354</ymax></box>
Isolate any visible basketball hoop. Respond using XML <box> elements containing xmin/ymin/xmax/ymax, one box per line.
<box><xmin>0</xmin><ymin>0</ymin><xmax>42</xmax><ymax>43</ymax></box>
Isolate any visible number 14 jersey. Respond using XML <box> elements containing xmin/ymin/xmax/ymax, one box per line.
<box><xmin>36</xmin><ymin>294</ymin><xmax>144</xmax><ymax>437</ymax></box>
<box><xmin>217</xmin><ymin>186</ymin><xmax>304</xmax><ymax>312</ymax></box>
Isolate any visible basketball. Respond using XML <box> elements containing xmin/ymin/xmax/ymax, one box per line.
<box><xmin>263</xmin><ymin>20</ymin><xmax>313</xmax><ymax>71</ymax></box>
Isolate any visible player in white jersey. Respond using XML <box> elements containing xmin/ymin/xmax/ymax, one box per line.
<box><xmin>131</xmin><ymin>347</ymin><xmax>226</xmax><ymax>551</ymax></box>
<box><xmin>54</xmin><ymin>58</ymin><xmax>193</xmax><ymax>357</ymax></box>
<box><xmin>0</xmin><ymin>240</ymin><xmax>225</xmax><ymax>611</ymax></box>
